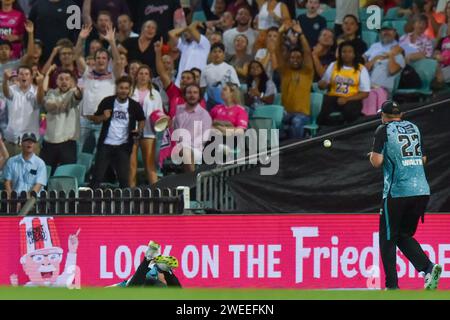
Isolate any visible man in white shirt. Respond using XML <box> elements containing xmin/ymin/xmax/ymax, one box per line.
<box><xmin>200</xmin><ymin>42</ymin><xmax>240</xmax><ymax>110</ymax></box>
<box><xmin>169</xmin><ymin>20</ymin><xmax>211</xmax><ymax>87</ymax></box>
<box><xmin>75</xmin><ymin>24</ymin><xmax>124</xmax><ymax>154</ymax></box>
<box><xmin>2</xmin><ymin>66</ymin><xmax>43</xmax><ymax>157</ymax></box>
<box><xmin>223</xmin><ymin>7</ymin><xmax>258</xmax><ymax>56</ymax></box>
<box><xmin>364</xmin><ymin>21</ymin><xmax>405</xmax><ymax>94</ymax></box>
<box><xmin>89</xmin><ymin>76</ymin><xmax>145</xmax><ymax>188</ymax></box>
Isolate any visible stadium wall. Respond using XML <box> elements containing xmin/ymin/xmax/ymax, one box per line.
<box><xmin>1</xmin><ymin>214</ymin><xmax>449</xmax><ymax>289</ymax></box>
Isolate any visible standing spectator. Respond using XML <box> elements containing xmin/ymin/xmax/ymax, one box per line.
<box><xmin>2</xmin><ymin>65</ymin><xmax>42</xmax><ymax>156</ymax></box>
<box><xmin>82</xmin><ymin>0</ymin><xmax>130</xmax><ymax>27</ymax></box>
<box><xmin>117</xmin><ymin>13</ymin><xmax>139</xmax><ymax>44</ymax></box>
<box><xmin>28</xmin><ymin>0</ymin><xmax>78</xmax><ymax>61</ymax></box>
<box><xmin>363</xmin><ymin>22</ymin><xmax>405</xmax><ymax>116</ymax></box>
<box><xmin>245</xmin><ymin>59</ymin><xmax>276</xmax><ymax>111</ymax></box>
<box><xmin>130</xmin><ymin>65</ymin><xmax>163</xmax><ymax>187</ymax></box>
<box><xmin>257</xmin><ymin>0</ymin><xmax>291</xmax><ymax>31</ymax></box>
<box><xmin>0</xmin><ymin>19</ymin><xmax>35</xmax><ymax>84</ymax></box>
<box><xmin>0</xmin><ymin>0</ymin><xmax>26</xmax><ymax>59</ymax></box>
<box><xmin>172</xmin><ymin>83</ymin><xmax>212</xmax><ymax>172</ymax></box>
<box><xmin>42</xmin><ymin>39</ymin><xmax>80</xmax><ymax>90</ymax></box>
<box><xmin>223</xmin><ymin>7</ymin><xmax>259</xmax><ymax>56</ymax></box>
<box><xmin>297</xmin><ymin>0</ymin><xmax>327</xmax><ymax>47</ymax></box>
<box><xmin>89</xmin><ymin>76</ymin><xmax>145</xmax><ymax>189</ymax></box>
<box><xmin>226</xmin><ymin>34</ymin><xmax>253</xmax><ymax>83</ymax></box>
<box><xmin>336</xmin><ymin>14</ymin><xmax>367</xmax><ymax>60</ymax></box>
<box><xmin>121</xmin><ymin>20</ymin><xmax>159</xmax><ymax>74</ymax></box>
<box><xmin>153</xmin><ymin>54</ymin><xmax>176</xmax><ymax>111</ymax></box>
<box><xmin>200</xmin><ymin>42</ymin><xmax>241</xmax><ymax>109</ymax></box>
<box><xmin>38</xmin><ymin>67</ymin><xmax>82</xmax><ymax>173</ymax></box>
<box><xmin>318</xmin><ymin>41</ymin><xmax>371</xmax><ymax>126</ymax></box>
<box><xmin>227</xmin><ymin>0</ymin><xmax>252</xmax><ymax>17</ymax></box>
<box><xmin>3</xmin><ymin>132</ymin><xmax>46</xmax><ymax>194</ymax></box>
<box><xmin>168</xmin><ymin>21</ymin><xmax>211</xmax><ymax>87</ymax></box>
<box><xmin>75</xmin><ymin>25</ymin><xmax>124</xmax><ymax>153</ymax></box>
<box><xmin>131</xmin><ymin>0</ymin><xmax>184</xmax><ymax>40</ymax></box>
<box><xmin>154</xmin><ymin>39</ymin><xmax>203</xmax><ymax>118</ymax></box>
<box><xmin>278</xmin><ymin>22</ymin><xmax>314</xmax><ymax>139</ymax></box>
<box><xmin>400</xmin><ymin>14</ymin><xmax>433</xmax><ymax>63</ymax></box>
<box><xmin>334</xmin><ymin>0</ymin><xmax>359</xmax><ymax>38</ymax></box>
<box><xmin>311</xmin><ymin>28</ymin><xmax>336</xmax><ymax>81</ymax></box>
<box><xmin>201</xmin><ymin>0</ymin><xmax>227</xmax><ymax>21</ymax></box>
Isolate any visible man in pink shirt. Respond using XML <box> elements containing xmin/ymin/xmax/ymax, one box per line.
<box><xmin>155</xmin><ymin>39</ymin><xmax>206</xmax><ymax>118</ymax></box>
<box><xmin>173</xmin><ymin>84</ymin><xmax>212</xmax><ymax>173</ymax></box>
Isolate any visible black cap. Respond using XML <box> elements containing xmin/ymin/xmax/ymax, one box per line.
<box><xmin>379</xmin><ymin>100</ymin><xmax>401</xmax><ymax>115</ymax></box>
<box><xmin>0</xmin><ymin>38</ymin><xmax>12</xmax><ymax>49</ymax></box>
<box><xmin>21</xmin><ymin>133</ymin><xmax>37</xmax><ymax>143</ymax></box>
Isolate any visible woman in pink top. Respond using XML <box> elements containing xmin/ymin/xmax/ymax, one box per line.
<box><xmin>0</xmin><ymin>0</ymin><xmax>25</xmax><ymax>59</ymax></box>
<box><xmin>130</xmin><ymin>65</ymin><xmax>163</xmax><ymax>187</ymax></box>
<box><xmin>210</xmin><ymin>82</ymin><xmax>249</xmax><ymax>136</ymax></box>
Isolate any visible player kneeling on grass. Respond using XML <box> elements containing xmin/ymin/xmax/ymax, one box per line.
<box><xmin>113</xmin><ymin>241</ymin><xmax>181</xmax><ymax>288</ymax></box>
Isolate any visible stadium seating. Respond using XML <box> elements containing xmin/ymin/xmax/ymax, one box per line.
<box><xmin>54</xmin><ymin>164</ymin><xmax>87</xmax><ymax>186</ymax></box>
<box><xmin>303</xmin><ymin>92</ymin><xmax>324</xmax><ymax>137</ymax></box>
<box><xmin>77</xmin><ymin>152</ymin><xmax>94</xmax><ymax>171</ymax></box>
<box><xmin>321</xmin><ymin>8</ymin><xmax>336</xmax><ymax>22</ymax></box>
<box><xmin>46</xmin><ymin>165</ymin><xmax>52</xmax><ymax>181</ymax></box>
<box><xmin>252</xmin><ymin>105</ymin><xmax>285</xmax><ymax>130</ymax></box>
<box><xmin>384</xmin><ymin>7</ymin><xmax>401</xmax><ymax>20</ymax></box>
<box><xmin>47</xmin><ymin>176</ymin><xmax>78</xmax><ymax>194</ymax></box>
<box><xmin>362</xmin><ymin>31</ymin><xmax>379</xmax><ymax>47</ymax></box>
<box><xmin>296</xmin><ymin>8</ymin><xmax>307</xmax><ymax>18</ymax></box>
<box><xmin>391</xmin><ymin>20</ymin><xmax>407</xmax><ymax>36</ymax></box>
<box><xmin>394</xmin><ymin>58</ymin><xmax>438</xmax><ymax>100</ymax></box>
<box><xmin>192</xmin><ymin>10</ymin><xmax>207</xmax><ymax>22</ymax></box>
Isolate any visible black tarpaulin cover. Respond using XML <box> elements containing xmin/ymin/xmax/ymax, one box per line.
<box><xmin>228</xmin><ymin>102</ymin><xmax>450</xmax><ymax>213</ymax></box>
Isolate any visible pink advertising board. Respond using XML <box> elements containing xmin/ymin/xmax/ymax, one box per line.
<box><xmin>1</xmin><ymin>214</ymin><xmax>449</xmax><ymax>289</ymax></box>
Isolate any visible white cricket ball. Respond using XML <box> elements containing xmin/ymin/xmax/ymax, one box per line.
<box><xmin>323</xmin><ymin>139</ymin><xmax>332</xmax><ymax>148</ymax></box>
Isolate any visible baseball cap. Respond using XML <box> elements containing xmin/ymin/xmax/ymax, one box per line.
<box><xmin>378</xmin><ymin>100</ymin><xmax>402</xmax><ymax>115</ymax></box>
<box><xmin>380</xmin><ymin>21</ymin><xmax>395</xmax><ymax>30</ymax></box>
<box><xmin>21</xmin><ymin>132</ymin><xmax>37</xmax><ymax>143</ymax></box>
<box><xmin>0</xmin><ymin>38</ymin><xmax>12</xmax><ymax>49</ymax></box>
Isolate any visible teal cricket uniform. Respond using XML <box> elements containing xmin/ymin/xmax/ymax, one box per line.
<box><xmin>373</xmin><ymin>120</ymin><xmax>430</xmax><ymax>199</ymax></box>
<box><xmin>372</xmin><ymin>119</ymin><xmax>432</xmax><ymax>289</ymax></box>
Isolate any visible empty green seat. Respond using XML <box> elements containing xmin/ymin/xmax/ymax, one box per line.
<box><xmin>252</xmin><ymin>105</ymin><xmax>285</xmax><ymax>130</ymax></box>
<box><xmin>54</xmin><ymin>164</ymin><xmax>86</xmax><ymax>186</ymax></box>
<box><xmin>304</xmin><ymin>92</ymin><xmax>324</xmax><ymax>137</ymax></box>
<box><xmin>394</xmin><ymin>58</ymin><xmax>437</xmax><ymax>99</ymax></box>
<box><xmin>47</xmin><ymin>176</ymin><xmax>78</xmax><ymax>194</ymax></box>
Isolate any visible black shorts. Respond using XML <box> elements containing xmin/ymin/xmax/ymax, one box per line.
<box><xmin>380</xmin><ymin>195</ymin><xmax>430</xmax><ymax>242</ymax></box>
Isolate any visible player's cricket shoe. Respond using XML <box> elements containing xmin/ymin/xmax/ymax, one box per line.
<box><xmin>424</xmin><ymin>264</ymin><xmax>442</xmax><ymax>290</ymax></box>
<box><xmin>154</xmin><ymin>255</ymin><xmax>179</xmax><ymax>272</ymax></box>
<box><xmin>145</xmin><ymin>240</ymin><xmax>161</xmax><ymax>261</ymax></box>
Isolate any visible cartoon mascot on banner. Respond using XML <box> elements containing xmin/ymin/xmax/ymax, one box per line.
<box><xmin>10</xmin><ymin>217</ymin><xmax>80</xmax><ymax>287</ymax></box>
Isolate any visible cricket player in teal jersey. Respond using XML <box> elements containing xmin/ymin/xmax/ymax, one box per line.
<box><xmin>369</xmin><ymin>100</ymin><xmax>442</xmax><ymax>290</ymax></box>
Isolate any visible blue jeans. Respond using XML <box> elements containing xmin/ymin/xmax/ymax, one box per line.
<box><xmin>283</xmin><ymin>113</ymin><xmax>310</xmax><ymax>139</ymax></box>
<box><xmin>80</xmin><ymin>117</ymin><xmax>102</xmax><ymax>154</ymax></box>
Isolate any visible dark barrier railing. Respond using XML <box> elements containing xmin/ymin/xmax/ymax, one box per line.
<box><xmin>0</xmin><ymin>187</ymin><xmax>185</xmax><ymax>215</ymax></box>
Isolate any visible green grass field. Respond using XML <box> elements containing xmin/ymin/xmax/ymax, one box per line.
<box><xmin>0</xmin><ymin>287</ymin><xmax>449</xmax><ymax>300</ymax></box>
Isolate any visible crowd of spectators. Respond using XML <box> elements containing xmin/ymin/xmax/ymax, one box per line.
<box><xmin>0</xmin><ymin>0</ymin><xmax>449</xmax><ymax>194</ymax></box>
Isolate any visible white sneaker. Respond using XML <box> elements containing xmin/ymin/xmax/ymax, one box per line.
<box><xmin>424</xmin><ymin>264</ymin><xmax>442</xmax><ymax>290</ymax></box>
<box><xmin>145</xmin><ymin>240</ymin><xmax>161</xmax><ymax>261</ymax></box>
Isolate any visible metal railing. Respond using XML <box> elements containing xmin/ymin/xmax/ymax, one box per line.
<box><xmin>196</xmin><ymin>162</ymin><xmax>257</xmax><ymax>212</ymax></box>
<box><xmin>0</xmin><ymin>187</ymin><xmax>187</xmax><ymax>215</ymax></box>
